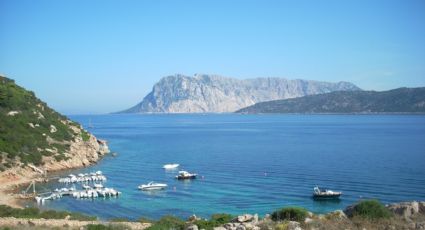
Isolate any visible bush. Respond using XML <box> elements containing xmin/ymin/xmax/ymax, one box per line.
<box><xmin>350</xmin><ymin>200</ymin><xmax>392</xmax><ymax>220</ymax></box>
<box><xmin>194</xmin><ymin>213</ymin><xmax>233</xmax><ymax>230</ymax></box>
<box><xmin>210</xmin><ymin>213</ymin><xmax>232</xmax><ymax>224</ymax></box>
<box><xmin>81</xmin><ymin>131</ymin><xmax>90</xmax><ymax>142</ymax></box>
<box><xmin>271</xmin><ymin>207</ymin><xmax>308</xmax><ymax>222</ymax></box>
<box><xmin>147</xmin><ymin>215</ymin><xmax>185</xmax><ymax>230</ymax></box>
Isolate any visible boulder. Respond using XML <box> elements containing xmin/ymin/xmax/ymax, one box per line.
<box><xmin>387</xmin><ymin>201</ymin><xmax>419</xmax><ymax>218</ymax></box>
<box><xmin>234</xmin><ymin>214</ymin><xmax>254</xmax><ymax>223</ymax></box>
<box><xmin>236</xmin><ymin>225</ymin><xmax>246</xmax><ymax>230</ymax></box>
<box><xmin>186</xmin><ymin>224</ymin><xmax>199</xmax><ymax>230</ymax></box>
<box><xmin>287</xmin><ymin>221</ymin><xmax>302</xmax><ymax>230</ymax></box>
<box><xmin>253</xmin><ymin>214</ymin><xmax>259</xmax><ymax>223</ymax></box>
<box><xmin>213</xmin><ymin>227</ymin><xmax>227</xmax><ymax>230</ymax></box>
<box><xmin>243</xmin><ymin>222</ymin><xmax>254</xmax><ymax>229</ymax></box>
<box><xmin>420</xmin><ymin>202</ymin><xmax>425</xmax><ymax>214</ymax></box>
<box><xmin>304</xmin><ymin>217</ymin><xmax>314</xmax><ymax>224</ymax></box>
<box><xmin>325</xmin><ymin>210</ymin><xmax>347</xmax><ymax>220</ymax></box>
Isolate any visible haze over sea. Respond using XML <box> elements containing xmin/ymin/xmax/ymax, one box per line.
<box><xmin>35</xmin><ymin>114</ymin><xmax>425</xmax><ymax>220</ymax></box>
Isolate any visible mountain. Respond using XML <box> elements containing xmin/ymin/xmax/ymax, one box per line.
<box><xmin>0</xmin><ymin>76</ymin><xmax>109</xmax><ymax>172</ymax></box>
<box><xmin>121</xmin><ymin>74</ymin><xmax>361</xmax><ymax>113</ymax></box>
<box><xmin>236</xmin><ymin>87</ymin><xmax>425</xmax><ymax>114</ymax></box>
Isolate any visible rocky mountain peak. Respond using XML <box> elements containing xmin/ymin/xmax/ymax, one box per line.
<box><xmin>120</xmin><ymin>74</ymin><xmax>361</xmax><ymax>113</ymax></box>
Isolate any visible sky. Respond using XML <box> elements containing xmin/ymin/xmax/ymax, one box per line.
<box><xmin>1</xmin><ymin>0</ymin><xmax>425</xmax><ymax>114</ymax></box>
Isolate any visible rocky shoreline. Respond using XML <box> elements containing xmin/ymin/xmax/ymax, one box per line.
<box><xmin>0</xmin><ymin>130</ymin><xmax>110</xmax><ymax>208</ymax></box>
<box><xmin>0</xmin><ymin>201</ymin><xmax>424</xmax><ymax>230</ymax></box>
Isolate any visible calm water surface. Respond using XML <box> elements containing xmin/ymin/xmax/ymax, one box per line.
<box><xmin>34</xmin><ymin>114</ymin><xmax>425</xmax><ymax>220</ymax></box>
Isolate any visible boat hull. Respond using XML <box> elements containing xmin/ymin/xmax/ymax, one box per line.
<box><xmin>139</xmin><ymin>186</ymin><xmax>167</xmax><ymax>191</ymax></box>
<box><xmin>176</xmin><ymin>175</ymin><xmax>197</xmax><ymax>180</ymax></box>
<box><xmin>313</xmin><ymin>194</ymin><xmax>341</xmax><ymax>199</ymax></box>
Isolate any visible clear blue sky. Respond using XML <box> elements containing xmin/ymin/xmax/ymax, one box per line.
<box><xmin>1</xmin><ymin>0</ymin><xmax>424</xmax><ymax>114</ymax></box>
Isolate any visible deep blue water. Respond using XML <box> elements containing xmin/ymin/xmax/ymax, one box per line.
<box><xmin>34</xmin><ymin>114</ymin><xmax>425</xmax><ymax>220</ymax></box>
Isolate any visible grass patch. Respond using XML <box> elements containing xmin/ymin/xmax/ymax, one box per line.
<box><xmin>271</xmin><ymin>206</ymin><xmax>308</xmax><ymax>222</ymax></box>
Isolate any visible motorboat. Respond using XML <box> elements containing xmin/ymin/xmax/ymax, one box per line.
<box><xmin>313</xmin><ymin>186</ymin><xmax>342</xmax><ymax>199</ymax></box>
<box><xmin>163</xmin><ymin>164</ymin><xmax>179</xmax><ymax>169</ymax></box>
<box><xmin>175</xmin><ymin>171</ymin><xmax>197</xmax><ymax>180</ymax></box>
<box><xmin>138</xmin><ymin>181</ymin><xmax>168</xmax><ymax>190</ymax></box>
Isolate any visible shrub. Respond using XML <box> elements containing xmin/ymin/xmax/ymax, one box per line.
<box><xmin>81</xmin><ymin>131</ymin><xmax>90</xmax><ymax>141</ymax></box>
<box><xmin>211</xmin><ymin>213</ymin><xmax>232</xmax><ymax>224</ymax></box>
<box><xmin>350</xmin><ymin>200</ymin><xmax>392</xmax><ymax>220</ymax></box>
<box><xmin>271</xmin><ymin>207</ymin><xmax>308</xmax><ymax>222</ymax></box>
<box><xmin>192</xmin><ymin>213</ymin><xmax>233</xmax><ymax>230</ymax></box>
<box><xmin>147</xmin><ymin>215</ymin><xmax>185</xmax><ymax>230</ymax></box>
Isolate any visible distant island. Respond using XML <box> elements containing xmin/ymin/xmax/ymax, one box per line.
<box><xmin>119</xmin><ymin>74</ymin><xmax>360</xmax><ymax>113</ymax></box>
<box><xmin>236</xmin><ymin>87</ymin><xmax>425</xmax><ymax>114</ymax></box>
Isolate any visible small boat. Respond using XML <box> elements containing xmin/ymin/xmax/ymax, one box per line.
<box><xmin>175</xmin><ymin>171</ymin><xmax>197</xmax><ymax>180</ymax></box>
<box><xmin>313</xmin><ymin>186</ymin><xmax>342</xmax><ymax>199</ymax></box>
<box><xmin>82</xmin><ymin>184</ymin><xmax>91</xmax><ymax>190</ymax></box>
<box><xmin>138</xmin><ymin>181</ymin><xmax>168</xmax><ymax>190</ymax></box>
<box><xmin>163</xmin><ymin>164</ymin><xmax>179</xmax><ymax>169</ymax></box>
<box><xmin>93</xmin><ymin>183</ymin><xmax>104</xmax><ymax>189</ymax></box>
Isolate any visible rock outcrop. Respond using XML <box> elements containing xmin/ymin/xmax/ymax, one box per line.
<box><xmin>121</xmin><ymin>74</ymin><xmax>360</xmax><ymax>113</ymax></box>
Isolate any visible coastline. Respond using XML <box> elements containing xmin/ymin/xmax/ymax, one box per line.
<box><xmin>0</xmin><ymin>132</ymin><xmax>109</xmax><ymax>209</ymax></box>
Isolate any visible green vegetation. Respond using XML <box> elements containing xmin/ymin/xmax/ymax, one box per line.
<box><xmin>271</xmin><ymin>207</ymin><xmax>308</xmax><ymax>222</ymax></box>
<box><xmin>194</xmin><ymin>213</ymin><xmax>233</xmax><ymax>230</ymax></box>
<box><xmin>81</xmin><ymin>130</ymin><xmax>90</xmax><ymax>142</ymax></box>
<box><xmin>0</xmin><ymin>76</ymin><xmax>85</xmax><ymax>168</ymax></box>
<box><xmin>0</xmin><ymin>205</ymin><xmax>96</xmax><ymax>221</ymax></box>
<box><xmin>349</xmin><ymin>200</ymin><xmax>392</xmax><ymax>220</ymax></box>
<box><xmin>237</xmin><ymin>87</ymin><xmax>425</xmax><ymax>114</ymax></box>
<box><xmin>146</xmin><ymin>215</ymin><xmax>186</xmax><ymax>230</ymax></box>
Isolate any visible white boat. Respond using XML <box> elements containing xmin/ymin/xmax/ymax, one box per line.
<box><xmin>82</xmin><ymin>184</ymin><xmax>91</xmax><ymax>190</ymax></box>
<box><xmin>93</xmin><ymin>183</ymin><xmax>104</xmax><ymax>188</ymax></box>
<box><xmin>313</xmin><ymin>186</ymin><xmax>342</xmax><ymax>199</ymax></box>
<box><xmin>163</xmin><ymin>164</ymin><xmax>179</xmax><ymax>169</ymax></box>
<box><xmin>138</xmin><ymin>181</ymin><xmax>168</xmax><ymax>190</ymax></box>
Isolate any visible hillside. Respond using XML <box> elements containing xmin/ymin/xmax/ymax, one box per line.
<box><xmin>236</xmin><ymin>87</ymin><xmax>425</xmax><ymax>114</ymax></box>
<box><xmin>0</xmin><ymin>76</ymin><xmax>109</xmax><ymax>172</ymax></box>
<box><xmin>120</xmin><ymin>74</ymin><xmax>361</xmax><ymax>113</ymax></box>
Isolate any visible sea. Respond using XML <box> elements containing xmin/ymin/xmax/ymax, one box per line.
<box><xmin>31</xmin><ymin>114</ymin><xmax>425</xmax><ymax>220</ymax></box>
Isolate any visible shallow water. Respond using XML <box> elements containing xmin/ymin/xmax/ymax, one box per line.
<box><xmin>34</xmin><ymin>114</ymin><xmax>425</xmax><ymax>220</ymax></box>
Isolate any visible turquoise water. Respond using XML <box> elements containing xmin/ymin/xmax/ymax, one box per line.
<box><xmin>35</xmin><ymin>114</ymin><xmax>425</xmax><ymax>220</ymax></box>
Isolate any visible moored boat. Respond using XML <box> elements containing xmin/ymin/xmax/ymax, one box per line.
<box><xmin>138</xmin><ymin>181</ymin><xmax>168</xmax><ymax>190</ymax></box>
<box><xmin>175</xmin><ymin>170</ymin><xmax>197</xmax><ymax>180</ymax></box>
<box><xmin>163</xmin><ymin>163</ymin><xmax>179</xmax><ymax>169</ymax></box>
<box><xmin>313</xmin><ymin>186</ymin><xmax>342</xmax><ymax>199</ymax></box>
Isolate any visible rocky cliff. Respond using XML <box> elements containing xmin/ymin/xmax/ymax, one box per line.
<box><xmin>120</xmin><ymin>74</ymin><xmax>361</xmax><ymax>113</ymax></box>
